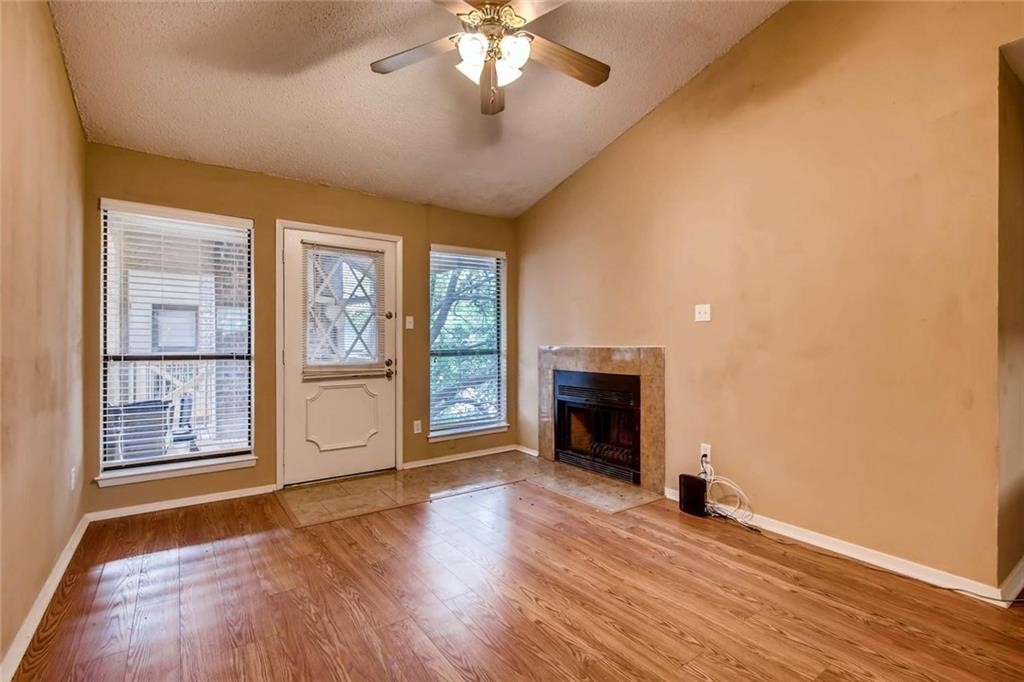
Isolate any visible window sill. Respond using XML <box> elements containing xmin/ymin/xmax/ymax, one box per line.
<box><xmin>428</xmin><ymin>424</ymin><xmax>510</xmax><ymax>443</ymax></box>
<box><xmin>94</xmin><ymin>454</ymin><xmax>257</xmax><ymax>488</ymax></box>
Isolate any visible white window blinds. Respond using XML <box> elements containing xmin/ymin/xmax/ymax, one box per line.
<box><xmin>100</xmin><ymin>200</ymin><xmax>253</xmax><ymax>471</ymax></box>
<box><xmin>429</xmin><ymin>248</ymin><xmax>506</xmax><ymax>434</ymax></box>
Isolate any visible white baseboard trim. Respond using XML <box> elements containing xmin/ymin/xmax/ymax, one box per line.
<box><xmin>1000</xmin><ymin>551</ymin><xmax>1024</xmax><ymax>602</ymax></box>
<box><xmin>515</xmin><ymin>445</ymin><xmax>539</xmax><ymax>457</ymax></box>
<box><xmin>664</xmin><ymin>486</ymin><xmax>1005</xmax><ymax>607</ymax></box>
<box><xmin>1</xmin><ymin>514</ymin><xmax>90</xmax><ymax>682</ymax></box>
<box><xmin>401</xmin><ymin>444</ymin><xmax>533</xmax><ymax>470</ymax></box>
<box><xmin>1</xmin><ymin>483</ymin><xmax>277</xmax><ymax>681</ymax></box>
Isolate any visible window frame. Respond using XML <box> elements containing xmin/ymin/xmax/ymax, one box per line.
<box><xmin>95</xmin><ymin>199</ymin><xmax>256</xmax><ymax>487</ymax></box>
<box><xmin>427</xmin><ymin>244</ymin><xmax>509</xmax><ymax>441</ymax></box>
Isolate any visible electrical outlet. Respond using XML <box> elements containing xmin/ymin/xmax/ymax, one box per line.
<box><xmin>694</xmin><ymin>304</ymin><xmax>711</xmax><ymax>322</ymax></box>
<box><xmin>405</xmin><ymin>315</ymin><xmax>415</xmax><ymax>330</ymax></box>
<box><xmin>70</xmin><ymin>465</ymin><xmax>77</xmax><ymax>490</ymax></box>
<box><xmin>413</xmin><ymin>419</ymin><xmax>422</xmax><ymax>434</ymax></box>
<box><xmin>700</xmin><ymin>443</ymin><xmax>712</xmax><ymax>459</ymax></box>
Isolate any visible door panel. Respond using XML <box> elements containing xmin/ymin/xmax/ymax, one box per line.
<box><xmin>305</xmin><ymin>382</ymin><xmax>380</xmax><ymax>451</ymax></box>
<box><xmin>283</xmin><ymin>228</ymin><xmax>397</xmax><ymax>484</ymax></box>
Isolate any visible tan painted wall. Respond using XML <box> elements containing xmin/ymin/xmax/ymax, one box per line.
<box><xmin>518</xmin><ymin>1</ymin><xmax>1024</xmax><ymax>585</ymax></box>
<box><xmin>1</xmin><ymin>1</ymin><xmax>86</xmax><ymax>658</ymax></box>
<box><xmin>998</xmin><ymin>51</ymin><xmax>1024</xmax><ymax>582</ymax></box>
<box><xmin>82</xmin><ymin>144</ymin><xmax>517</xmax><ymax>512</ymax></box>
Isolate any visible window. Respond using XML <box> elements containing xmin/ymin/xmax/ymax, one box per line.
<box><xmin>304</xmin><ymin>244</ymin><xmax>384</xmax><ymax>373</ymax></box>
<box><xmin>429</xmin><ymin>246</ymin><xmax>507</xmax><ymax>437</ymax></box>
<box><xmin>100</xmin><ymin>199</ymin><xmax>253</xmax><ymax>474</ymax></box>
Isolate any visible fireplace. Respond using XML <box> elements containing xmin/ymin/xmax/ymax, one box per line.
<box><xmin>554</xmin><ymin>370</ymin><xmax>641</xmax><ymax>484</ymax></box>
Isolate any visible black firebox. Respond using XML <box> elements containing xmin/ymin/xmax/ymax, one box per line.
<box><xmin>554</xmin><ymin>370</ymin><xmax>641</xmax><ymax>485</ymax></box>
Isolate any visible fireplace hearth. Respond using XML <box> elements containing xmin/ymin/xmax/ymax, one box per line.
<box><xmin>539</xmin><ymin>346</ymin><xmax>664</xmax><ymax>494</ymax></box>
<box><xmin>554</xmin><ymin>370</ymin><xmax>641</xmax><ymax>484</ymax></box>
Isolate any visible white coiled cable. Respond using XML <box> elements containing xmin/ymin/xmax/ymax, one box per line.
<box><xmin>699</xmin><ymin>455</ymin><xmax>754</xmax><ymax>526</ymax></box>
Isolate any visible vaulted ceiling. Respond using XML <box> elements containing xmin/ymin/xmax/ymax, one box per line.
<box><xmin>51</xmin><ymin>1</ymin><xmax>782</xmax><ymax>217</ymax></box>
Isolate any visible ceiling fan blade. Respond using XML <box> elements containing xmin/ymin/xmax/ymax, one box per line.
<box><xmin>515</xmin><ymin>1</ymin><xmax>567</xmax><ymax>24</ymax></box>
<box><xmin>431</xmin><ymin>0</ymin><xmax>477</xmax><ymax>16</ymax></box>
<box><xmin>528</xmin><ymin>33</ymin><xmax>610</xmax><ymax>87</ymax></box>
<box><xmin>480</xmin><ymin>60</ymin><xmax>505</xmax><ymax>115</ymax></box>
<box><xmin>370</xmin><ymin>35</ymin><xmax>456</xmax><ymax>74</ymax></box>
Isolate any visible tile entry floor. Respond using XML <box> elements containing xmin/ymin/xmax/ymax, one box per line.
<box><xmin>276</xmin><ymin>451</ymin><xmax>662</xmax><ymax>526</ymax></box>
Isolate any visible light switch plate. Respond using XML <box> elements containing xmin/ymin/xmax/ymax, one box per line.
<box><xmin>405</xmin><ymin>315</ymin><xmax>414</xmax><ymax>330</ymax></box>
<box><xmin>694</xmin><ymin>304</ymin><xmax>711</xmax><ymax>322</ymax></box>
<box><xmin>413</xmin><ymin>420</ymin><xmax>422</xmax><ymax>434</ymax></box>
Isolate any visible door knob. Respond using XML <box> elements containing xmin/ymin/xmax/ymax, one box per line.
<box><xmin>385</xmin><ymin>368</ymin><xmax>395</xmax><ymax>380</ymax></box>
<box><xmin>385</xmin><ymin>359</ymin><xmax>393</xmax><ymax>367</ymax></box>
<box><xmin>385</xmin><ymin>312</ymin><xmax>394</xmax><ymax>319</ymax></box>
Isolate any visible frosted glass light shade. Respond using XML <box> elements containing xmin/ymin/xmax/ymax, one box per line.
<box><xmin>457</xmin><ymin>33</ymin><xmax>488</xmax><ymax>65</ymax></box>
<box><xmin>456</xmin><ymin>60</ymin><xmax>484</xmax><ymax>85</ymax></box>
<box><xmin>455</xmin><ymin>32</ymin><xmax>527</xmax><ymax>88</ymax></box>
<box><xmin>499</xmin><ymin>34</ymin><xmax>531</xmax><ymax>70</ymax></box>
<box><xmin>456</xmin><ymin>60</ymin><xmax>522</xmax><ymax>87</ymax></box>
<box><xmin>495</xmin><ymin>61</ymin><xmax>522</xmax><ymax>87</ymax></box>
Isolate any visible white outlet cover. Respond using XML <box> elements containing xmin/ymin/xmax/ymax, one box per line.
<box><xmin>405</xmin><ymin>315</ymin><xmax>414</xmax><ymax>330</ymax></box>
<box><xmin>700</xmin><ymin>443</ymin><xmax>712</xmax><ymax>457</ymax></box>
<box><xmin>413</xmin><ymin>419</ymin><xmax>422</xmax><ymax>434</ymax></box>
<box><xmin>694</xmin><ymin>304</ymin><xmax>711</xmax><ymax>322</ymax></box>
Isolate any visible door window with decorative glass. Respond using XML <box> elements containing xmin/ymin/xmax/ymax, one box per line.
<box><xmin>303</xmin><ymin>243</ymin><xmax>385</xmax><ymax>376</ymax></box>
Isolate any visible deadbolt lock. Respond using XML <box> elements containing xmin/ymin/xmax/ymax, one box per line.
<box><xmin>385</xmin><ymin>359</ymin><xmax>393</xmax><ymax>367</ymax></box>
<box><xmin>385</xmin><ymin>311</ymin><xmax>394</xmax><ymax>319</ymax></box>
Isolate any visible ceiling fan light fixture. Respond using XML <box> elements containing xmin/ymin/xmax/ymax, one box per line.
<box><xmin>456</xmin><ymin>32</ymin><xmax>488</xmax><ymax>66</ymax></box>
<box><xmin>455</xmin><ymin>59</ymin><xmax>484</xmax><ymax>85</ymax></box>
<box><xmin>495</xmin><ymin>61</ymin><xmax>523</xmax><ymax>87</ymax></box>
<box><xmin>456</xmin><ymin>57</ymin><xmax>522</xmax><ymax>87</ymax></box>
<box><xmin>499</xmin><ymin>33</ymin><xmax>532</xmax><ymax>70</ymax></box>
<box><xmin>370</xmin><ymin>1</ymin><xmax>611</xmax><ymax>115</ymax></box>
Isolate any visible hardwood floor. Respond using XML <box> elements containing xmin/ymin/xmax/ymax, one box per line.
<box><xmin>14</xmin><ymin>481</ymin><xmax>1024</xmax><ymax>681</ymax></box>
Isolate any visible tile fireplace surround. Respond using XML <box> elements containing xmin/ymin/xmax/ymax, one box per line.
<box><xmin>539</xmin><ymin>346</ymin><xmax>666</xmax><ymax>495</ymax></box>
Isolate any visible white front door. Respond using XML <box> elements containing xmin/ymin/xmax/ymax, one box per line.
<box><xmin>282</xmin><ymin>227</ymin><xmax>397</xmax><ymax>484</ymax></box>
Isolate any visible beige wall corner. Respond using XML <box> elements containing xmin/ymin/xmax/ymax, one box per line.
<box><xmin>517</xmin><ymin>1</ymin><xmax>1024</xmax><ymax>585</ymax></box>
<box><xmin>82</xmin><ymin>145</ymin><xmax>518</xmax><ymax>512</ymax></box>
<box><xmin>998</xmin><ymin>46</ymin><xmax>1024</xmax><ymax>586</ymax></box>
<box><xmin>1</xmin><ymin>1</ymin><xmax>87</xmax><ymax>659</ymax></box>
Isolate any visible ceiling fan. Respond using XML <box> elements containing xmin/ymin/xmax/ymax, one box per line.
<box><xmin>370</xmin><ymin>1</ymin><xmax>610</xmax><ymax>115</ymax></box>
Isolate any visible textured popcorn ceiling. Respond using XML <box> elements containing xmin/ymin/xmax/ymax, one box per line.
<box><xmin>51</xmin><ymin>1</ymin><xmax>782</xmax><ymax>217</ymax></box>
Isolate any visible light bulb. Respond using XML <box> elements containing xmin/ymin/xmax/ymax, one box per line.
<box><xmin>457</xmin><ymin>33</ymin><xmax>488</xmax><ymax>66</ymax></box>
<box><xmin>499</xmin><ymin>33</ymin><xmax>531</xmax><ymax>70</ymax></box>
<box><xmin>456</xmin><ymin>60</ymin><xmax>483</xmax><ymax>85</ymax></box>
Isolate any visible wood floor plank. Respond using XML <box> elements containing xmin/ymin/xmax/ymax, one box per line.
<box><xmin>419</xmin><ymin>526</ymin><xmax>704</xmax><ymax>679</ymax></box>
<box><xmin>378</xmin><ymin>618</ymin><xmax>468</xmax><ymax>681</ymax></box>
<box><xmin>621</xmin><ymin>499</ymin><xmax>1024</xmax><ymax>678</ymax></box>
<box><xmin>12</xmin><ymin>486</ymin><xmax>1024</xmax><ymax>681</ymax></box>
<box><xmin>75</xmin><ymin>521</ymin><xmax>145</xmax><ymax>663</ymax></box>
<box><xmin>70</xmin><ymin>650</ymin><xmax>128</xmax><ymax>682</ymax></box>
<box><xmin>125</xmin><ymin>598</ymin><xmax>179</xmax><ymax>682</ymax></box>
<box><xmin>13</xmin><ymin>521</ymin><xmax>116</xmax><ymax>681</ymax></box>
<box><xmin>318</xmin><ymin>522</ymin><xmax>523</xmax><ymax>681</ymax></box>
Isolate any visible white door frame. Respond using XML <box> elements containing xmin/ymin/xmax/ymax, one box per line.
<box><xmin>275</xmin><ymin>218</ymin><xmax>404</xmax><ymax>489</ymax></box>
